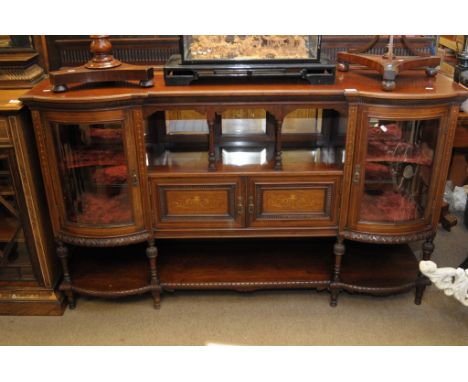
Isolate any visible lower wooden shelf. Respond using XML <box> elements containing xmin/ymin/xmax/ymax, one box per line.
<box><xmin>64</xmin><ymin>238</ymin><xmax>421</xmax><ymax>306</ymax></box>
<box><xmin>159</xmin><ymin>238</ymin><xmax>334</xmax><ymax>291</ymax></box>
<box><xmin>157</xmin><ymin>238</ymin><xmax>419</xmax><ymax>295</ymax></box>
<box><xmin>339</xmin><ymin>241</ymin><xmax>419</xmax><ymax>294</ymax></box>
<box><xmin>68</xmin><ymin>245</ymin><xmax>152</xmax><ymax>296</ymax></box>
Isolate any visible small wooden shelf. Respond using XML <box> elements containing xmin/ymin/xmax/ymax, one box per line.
<box><xmin>340</xmin><ymin>241</ymin><xmax>419</xmax><ymax>293</ymax></box>
<box><xmin>366</xmin><ymin>156</ymin><xmax>432</xmax><ymax>166</ymax></box>
<box><xmin>68</xmin><ymin>246</ymin><xmax>151</xmax><ymax>295</ymax></box>
<box><xmin>63</xmin><ymin>149</ymin><xmax>125</xmax><ymax>169</ymax></box>
<box><xmin>147</xmin><ymin>150</ymin><xmax>345</xmax><ymax>174</ymax></box>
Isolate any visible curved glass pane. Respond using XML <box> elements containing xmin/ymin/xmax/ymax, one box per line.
<box><xmin>359</xmin><ymin>118</ymin><xmax>438</xmax><ymax>223</ymax></box>
<box><xmin>52</xmin><ymin>122</ymin><xmax>134</xmax><ymax>227</ymax></box>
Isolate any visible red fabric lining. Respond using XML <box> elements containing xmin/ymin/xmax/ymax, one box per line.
<box><xmin>366</xmin><ymin>141</ymin><xmax>433</xmax><ymax>165</ymax></box>
<box><xmin>72</xmin><ymin>192</ymin><xmax>132</xmax><ymax>225</ymax></box>
<box><xmin>92</xmin><ymin>165</ymin><xmax>128</xmax><ymax>185</ymax></box>
<box><xmin>368</xmin><ymin>123</ymin><xmax>402</xmax><ymax>141</ymax></box>
<box><xmin>365</xmin><ymin>162</ymin><xmax>391</xmax><ymax>181</ymax></box>
<box><xmin>66</xmin><ymin>150</ymin><xmax>125</xmax><ymax>168</ymax></box>
<box><xmin>89</xmin><ymin>128</ymin><xmax>123</xmax><ymax>141</ymax></box>
<box><xmin>360</xmin><ymin>191</ymin><xmax>418</xmax><ymax>222</ymax></box>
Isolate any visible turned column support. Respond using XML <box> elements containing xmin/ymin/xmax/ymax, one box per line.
<box><xmin>274</xmin><ymin>117</ymin><xmax>283</xmax><ymax>171</ymax></box>
<box><xmin>56</xmin><ymin>240</ymin><xmax>75</xmax><ymax>309</ymax></box>
<box><xmin>146</xmin><ymin>239</ymin><xmax>161</xmax><ymax>309</ymax></box>
<box><xmin>207</xmin><ymin>116</ymin><xmax>216</xmax><ymax>171</ymax></box>
<box><xmin>330</xmin><ymin>237</ymin><xmax>345</xmax><ymax>307</ymax></box>
<box><xmin>415</xmin><ymin>234</ymin><xmax>435</xmax><ymax>305</ymax></box>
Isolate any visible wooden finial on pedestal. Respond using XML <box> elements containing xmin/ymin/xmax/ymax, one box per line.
<box><xmin>85</xmin><ymin>35</ymin><xmax>121</xmax><ymax>69</ymax></box>
<box><xmin>49</xmin><ymin>35</ymin><xmax>153</xmax><ymax>92</ymax></box>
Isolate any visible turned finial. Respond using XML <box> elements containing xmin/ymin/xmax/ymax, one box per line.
<box><xmin>85</xmin><ymin>35</ymin><xmax>121</xmax><ymax>69</ymax></box>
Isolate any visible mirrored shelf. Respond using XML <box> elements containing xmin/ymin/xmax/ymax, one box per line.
<box><xmin>146</xmin><ymin>146</ymin><xmax>346</xmax><ymax>173</ymax></box>
<box><xmin>221</xmin><ymin>109</ymin><xmax>267</xmax><ymax>135</ymax></box>
<box><xmin>165</xmin><ymin>110</ymin><xmax>209</xmax><ymax>135</ymax></box>
<box><xmin>145</xmin><ymin>107</ymin><xmax>346</xmax><ymax>173</ymax></box>
<box><xmin>283</xmin><ymin>108</ymin><xmax>323</xmax><ymax>134</ymax></box>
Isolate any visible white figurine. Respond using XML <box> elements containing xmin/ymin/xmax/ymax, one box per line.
<box><xmin>419</xmin><ymin>260</ymin><xmax>468</xmax><ymax>306</ymax></box>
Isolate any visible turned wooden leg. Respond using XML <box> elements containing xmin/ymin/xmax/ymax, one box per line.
<box><xmin>330</xmin><ymin>238</ymin><xmax>345</xmax><ymax>307</ymax></box>
<box><xmin>57</xmin><ymin>241</ymin><xmax>75</xmax><ymax>309</ymax></box>
<box><xmin>208</xmin><ymin>119</ymin><xmax>216</xmax><ymax>171</ymax></box>
<box><xmin>146</xmin><ymin>239</ymin><xmax>161</xmax><ymax>309</ymax></box>
<box><xmin>415</xmin><ymin>235</ymin><xmax>435</xmax><ymax>305</ymax></box>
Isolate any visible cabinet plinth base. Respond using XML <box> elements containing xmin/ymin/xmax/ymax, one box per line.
<box><xmin>0</xmin><ymin>288</ymin><xmax>65</xmax><ymax>316</ymax></box>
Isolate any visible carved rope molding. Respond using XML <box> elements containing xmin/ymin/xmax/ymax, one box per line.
<box><xmin>344</xmin><ymin>230</ymin><xmax>434</xmax><ymax>244</ymax></box>
<box><xmin>419</xmin><ymin>261</ymin><xmax>468</xmax><ymax>306</ymax></box>
<box><xmin>58</xmin><ymin>232</ymin><xmax>151</xmax><ymax>247</ymax></box>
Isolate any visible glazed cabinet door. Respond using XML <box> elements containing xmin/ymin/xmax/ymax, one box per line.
<box><xmin>41</xmin><ymin>110</ymin><xmax>145</xmax><ymax>237</ymax></box>
<box><xmin>0</xmin><ymin>148</ymin><xmax>37</xmax><ymax>281</ymax></box>
<box><xmin>247</xmin><ymin>175</ymin><xmax>340</xmax><ymax>228</ymax></box>
<box><xmin>150</xmin><ymin>176</ymin><xmax>245</xmax><ymax>229</ymax></box>
<box><xmin>347</xmin><ymin>105</ymin><xmax>449</xmax><ymax>234</ymax></box>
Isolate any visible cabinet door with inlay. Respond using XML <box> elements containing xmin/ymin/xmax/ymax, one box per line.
<box><xmin>247</xmin><ymin>176</ymin><xmax>340</xmax><ymax>228</ymax></box>
<box><xmin>151</xmin><ymin>177</ymin><xmax>245</xmax><ymax>229</ymax></box>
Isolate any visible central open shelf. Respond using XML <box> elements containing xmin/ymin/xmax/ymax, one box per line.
<box><xmin>156</xmin><ymin>238</ymin><xmax>419</xmax><ymax>294</ymax></box>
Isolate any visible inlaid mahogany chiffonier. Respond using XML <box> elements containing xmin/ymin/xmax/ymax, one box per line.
<box><xmin>20</xmin><ymin>70</ymin><xmax>467</xmax><ymax>309</ymax></box>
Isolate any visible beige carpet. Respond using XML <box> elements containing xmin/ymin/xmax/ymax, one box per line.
<box><xmin>1</xmin><ymin>215</ymin><xmax>467</xmax><ymax>345</ymax></box>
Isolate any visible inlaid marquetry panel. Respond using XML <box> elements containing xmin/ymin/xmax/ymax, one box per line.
<box><xmin>0</xmin><ymin>118</ymin><xmax>10</xmax><ymax>143</ymax></box>
<box><xmin>248</xmin><ymin>176</ymin><xmax>340</xmax><ymax>228</ymax></box>
<box><xmin>151</xmin><ymin>176</ymin><xmax>245</xmax><ymax>229</ymax></box>
<box><xmin>166</xmin><ymin>190</ymin><xmax>229</xmax><ymax>215</ymax></box>
<box><xmin>262</xmin><ymin>189</ymin><xmax>326</xmax><ymax>214</ymax></box>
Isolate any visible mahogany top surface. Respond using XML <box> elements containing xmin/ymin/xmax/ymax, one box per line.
<box><xmin>21</xmin><ymin>69</ymin><xmax>468</xmax><ymax>106</ymax></box>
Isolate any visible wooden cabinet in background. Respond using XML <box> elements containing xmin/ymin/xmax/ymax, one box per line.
<box><xmin>0</xmin><ymin>90</ymin><xmax>63</xmax><ymax>315</ymax></box>
<box><xmin>448</xmin><ymin>112</ymin><xmax>468</xmax><ymax>187</ymax></box>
